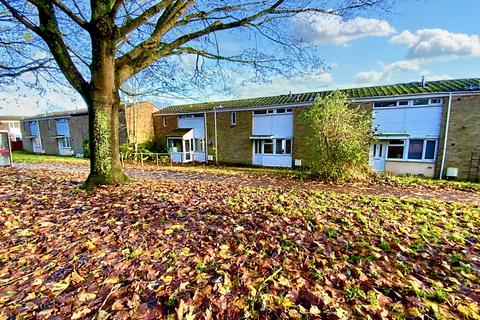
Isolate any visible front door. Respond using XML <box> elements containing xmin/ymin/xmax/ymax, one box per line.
<box><xmin>371</xmin><ymin>142</ymin><xmax>387</xmax><ymax>172</ymax></box>
<box><xmin>32</xmin><ymin>138</ymin><xmax>43</xmax><ymax>153</ymax></box>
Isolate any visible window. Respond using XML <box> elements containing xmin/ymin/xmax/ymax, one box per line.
<box><xmin>430</xmin><ymin>98</ymin><xmax>442</xmax><ymax>104</ymax></box>
<box><xmin>276</xmin><ymin>108</ymin><xmax>286</xmax><ymax>114</ymax></box>
<box><xmin>267</xmin><ymin>109</ymin><xmax>274</xmax><ymax>114</ymax></box>
<box><xmin>184</xmin><ymin>139</ymin><xmax>191</xmax><ymax>152</ymax></box>
<box><xmin>276</xmin><ymin>139</ymin><xmax>284</xmax><ymax>154</ymax></box>
<box><xmin>263</xmin><ymin>139</ymin><xmax>273</xmax><ymax>154</ymax></box>
<box><xmin>55</xmin><ymin>118</ymin><xmax>70</xmax><ymax>137</ymax></box>
<box><xmin>285</xmin><ymin>139</ymin><xmax>292</xmax><ymax>154</ymax></box>
<box><xmin>13</xmin><ymin>122</ymin><xmax>19</xmax><ymax>128</ymax></box>
<box><xmin>231</xmin><ymin>112</ymin><xmax>236</xmax><ymax>126</ymax></box>
<box><xmin>254</xmin><ymin>140</ymin><xmax>261</xmax><ymax>154</ymax></box>
<box><xmin>253</xmin><ymin>110</ymin><xmax>267</xmax><ymax>115</ymax></box>
<box><xmin>286</xmin><ymin>108</ymin><xmax>293</xmax><ymax>113</ymax></box>
<box><xmin>29</xmin><ymin>121</ymin><xmax>40</xmax><ymax>137</ymax></box>
<box><xmin>59</xmin><ymin>137</ymin><xmax>71</xmax><ymax>148</ymax></box>
<box><xmin>413</xmin><ymin>99</ymin><xmax>429</xmax><ymax>106</ymax></box>
<box><xmin>398</xmin><ymin>101</ymin><xmax>409</xmax><ymax>106</ymax></box>
<box><xmin>167</xmin><ymin>138</ymin><xmax>183</xmax><ymax>152</ymax></box>
<box><xmin>195</xmin><ymin>139</ymin><xmax>205</xmax><ymax>152</ymax></box>
<box><xmin>408</xmin><ymin>140</ymin><xmax>423</xmax><ymax>160</ymax></box>
<box><xmin>162</xmin><ymin>116</ymin><xmax>167</xmax><ymax>127</ymax></box>
<box><xmin>374</xmin><ymin>101</ymin><xmax>397</xmax><ymax>108</ymax></box>
<box><xmin>387</xmin><ymin>140</ymin><xmax>405</xmax><ymax>159</ymax></box>
<box><xmin>425</xmin><ymin>140</ymin><xmax>436</xmax><ymax>160</ymax></box>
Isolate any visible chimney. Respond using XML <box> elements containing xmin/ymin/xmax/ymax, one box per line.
<box><xmin>421</xmin><ymin>76</ymin><xmax>427</xmax><ymax>88</ymax></box>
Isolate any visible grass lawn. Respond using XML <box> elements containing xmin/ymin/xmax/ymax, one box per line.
<box><xmin>12</xmin><ymin>151</ymin><xmax>88</xmax><ymax>165</ymax></box>
<box><xmin>0</xmin><ymin>168</ymin><xmax>479</xmax><ymax>319</ymax></box>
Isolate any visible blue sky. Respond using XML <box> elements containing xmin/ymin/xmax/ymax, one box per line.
<box><xmin>1</xmin><ymin>0</ymin><xmax>479</xmax><ymax>116</ymax></box>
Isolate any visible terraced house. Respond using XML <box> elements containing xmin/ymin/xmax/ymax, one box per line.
<box><xmin>154</xmin><ymin>78</ymin><xmax>480</xmax><ymax>181</ymax></box>
<box><xmin>21</xmin><ymin>101</ymin><xmax>158</xmax><ymax>157</ymax></box>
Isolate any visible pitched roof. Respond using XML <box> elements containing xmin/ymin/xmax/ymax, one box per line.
<box><xmin>22</xmin><ymin>101</ymin><xmax>158</xmax><ymax>120</ymax></box>
<box><xmin>168</xmin><ymin>128</ymin><xmax>192</xmax><ymax>137</ymax></box>
<box><xmin>157</xmin><ymin>78</ymin><xmax>480</xmax><ymax>114</ymax></box>
<box><xmin>0</xmin><ymin>116</ymin><xmax>22</xmax><ymax>121</ymax></box>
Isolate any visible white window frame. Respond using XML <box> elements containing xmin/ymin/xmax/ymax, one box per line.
<box><xmin>231</xmin><ymin>111</ymin><xmax>236</xmax><ymax>126</ymax></box>
<box><xmin>59</xmin><ymin>136</ymin><xmax>71</xmax><ymax>149</ymax></box>
<box><xmin>386</xmin><ymin>139</ymin><xmax>406</xmax><ymax>160</ymax></box>
<box><xmin>162</xmin><ymin>116</ymin><xmax>167</xmax><ymax>127</ymax></box>
<box><xmin>387</xmin><ymin>139</ymin><xmax>438</xmax><ymax>162</ymax></box>
<box><xmin>374</xmin><ymin>98</ymin><xmax>443</xmax><ymax>109</ymax></box>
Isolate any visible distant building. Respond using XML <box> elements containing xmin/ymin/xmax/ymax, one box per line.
<box><xmin>20</xmin><ymin>101</ymin><xmax>158</xmax><ymax>156</ymax></box>
<box><xmin>153</xmin><ymin>78</ymin><xmax>480</xmax><ymax>181</ymax></box>
<box><xmin>0</xmin><ymin>122</ymin><xmax>12</xmax><ymax>166</ymax></box>
<box><xmin>0</xmin><ymin>116</ymin><xmax>22</xmax><ymax>142</ymax></box>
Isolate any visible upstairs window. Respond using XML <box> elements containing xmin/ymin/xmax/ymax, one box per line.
<box><xmin>253</xmin><ymin>110</ymin><xmax>267</xmax><ymax>115</ymax></box>
<box><xmin>231</xmin><ymin>112</ymin><xmax>236</xmax><ymax>126</ymax></box>
<box><xmin>162</xmin><ymin>116</ymin><xmax>167</xmax><ymax>127</ymax></box>
<box><xmin>374</xmin><ymin>101</ymin><xmax>397</xmax><ymax>108</ymax></box>
<box><xmin>413</xmin><ymin>99</ymin><xmax>429</xmax><ymax>106</ymax></box>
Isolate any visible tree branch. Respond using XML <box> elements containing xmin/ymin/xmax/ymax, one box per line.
<box><xmin>115</xmin><ymin>0</ymin><xmax>286</xmax><ymax>83</ymax></box>
<box><xmin>49</xmin><ymin>0</ymin><xmax>89</xmax><ymax>29</ymax></box>
<box><xmin>117</xmin><ymin>0</ymin><xmax>171</xmax><ymax>38</ymax></box>
<box><xmin>33</xmin><ymin>1</ymin><xmax>89</xmax><ymax>96</ymax></box>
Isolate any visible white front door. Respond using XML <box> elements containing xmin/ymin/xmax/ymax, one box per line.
<box><xmin>370</xmin><ymin>142</ymin><xmax>387</xmax><ymax>172</ymax></box>
<box><xmin>32</xmin><ymin>138</ymin><xmax>43</xmax><ymax>153</ymax></box>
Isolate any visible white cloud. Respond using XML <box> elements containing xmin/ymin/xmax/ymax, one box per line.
<box><xmin>353</xmin><ymin>60</ymin><xmax>421</xmax><ymax>84</ymax></box>
<box><xmin>295</xmin><ymin>13</ymin><xmax>395</xmax><ymax>45</ymax></box>
<box><xmin>390</xmin><ymin>28</ymin><xmax>480</xmax><ymax>60</ymax></box>
<box><xmin>234</xmin><ymin>72</ymin><xmax>334</xmax><ymax>97</ymax></box>
<box><xmin>389</xmin><ymin>30</ymin><xmax>417</xmax><ymax>45</ymax></box>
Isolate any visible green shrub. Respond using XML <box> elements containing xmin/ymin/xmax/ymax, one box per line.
<box><xmin>300</xmin><ymin>91</ymin><xmax>372</xmax><ymax>181</ymax></box>
<box><xmin>82</xmin><ymin>138</ymin><xmax>90</xmax><ymax>158</ymax></box>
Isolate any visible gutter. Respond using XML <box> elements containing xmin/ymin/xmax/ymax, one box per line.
<box><xmin>439</xmin><ymin>92</ymin><xmax>453</xmax><ymax>179</ymax></box>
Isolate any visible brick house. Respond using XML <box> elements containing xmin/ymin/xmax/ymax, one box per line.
<box><xmin>153</xmin><ymin>78</ymin><xmax>480</xmax><ymax>181</ymax></box>
<box><xmin>20</xmin><ymin>101</ymin><xmax>158</xmax><ymax>156</ymax></box>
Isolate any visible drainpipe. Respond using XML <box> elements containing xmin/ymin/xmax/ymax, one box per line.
<box><xmin>204</xmin><ymin>110</ymin><xmax>208</xmax><ymax>164</ymax></box>
<box><xmin>214</xmin><ymin>105</ymin><xmax>219</xmax><ymax>164</ymax></box>
<box><xmin>439</xmin><ymin>92</ymin><xmax>453</xmax><ymax>179</ymax></box>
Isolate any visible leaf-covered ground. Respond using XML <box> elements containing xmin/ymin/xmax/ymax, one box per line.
<box><xmin>0</xmin><ymin>168</ymin><xmax>479</xmax><ymax>319</ymax></box>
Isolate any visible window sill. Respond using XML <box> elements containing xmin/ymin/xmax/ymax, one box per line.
<box><xmin>386</xmin><ymin>159</ymin><xmax>436</xmax><ymax>163</ymax></box>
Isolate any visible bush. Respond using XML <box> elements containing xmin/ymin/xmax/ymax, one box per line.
<box><xmin>82</xmin><ymin>138</ymin><xmax>90</xmax><ymax>158</ymax></box>
<box><xmin>300</xmin><ymin>91</ymin><xmax>372</xmax><ymax>181</ymax></box>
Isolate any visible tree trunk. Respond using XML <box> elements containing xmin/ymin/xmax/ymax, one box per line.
<box><xmin>84</xmin><ymin>33</ymin><xmax>129</xmax><ymax>187</ymax></box>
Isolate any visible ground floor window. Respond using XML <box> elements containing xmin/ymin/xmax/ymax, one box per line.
<box><xmin>386</xmin><ymin>139</ymin><xmax>437</xmax><ymax>161</ymax></box>
<box><xmin>195</xmin><ymin>138</ymin><xmax>205</xmax><ymax>152</ymax></box>
<box><xmin>254</xmin><ymin>138</ymin><xmax>292</xmax><ymax>155</ymax></box>
<box><xmin>387</xmin><ymin>140</ymin><xmax>405</xmax><ymax>159</ymax></box>
<box><xmin>167</xmin><ymin>138</ymin><xmax>183</xmax><ymax>152</ymax></box>
<box><xmin>59</xmin><ymin>137</ymin><xmax>71</xmax><ymax>148</ymax></box>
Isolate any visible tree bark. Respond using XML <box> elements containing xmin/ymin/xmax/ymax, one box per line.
<box><xmin>84</xmin><ymin>31</ymin><xmax>129</xmax><ymax>187</ymax></box>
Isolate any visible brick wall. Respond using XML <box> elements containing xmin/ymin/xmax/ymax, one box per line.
<box><xmin>437</xmin><ymin>95</ymin><xmax>480</xmax><ymax>180</ymax></box>
<box><xmin>215</xmin><ymin>110</ymin><xmax>252</xmax><ymax>165</ymax></box>
<box><xmin>124</xmin><ymin>102</ymin><xmax>158</xmax><ymax>145</ymax></box>
<box><xmin>38</xmin><ymin>119</ymin><xmax>59</xmax><ymax>154</ymax></box>
<box><xmin>70</xmin><ymin>114</ymin><xmax>89</xmax><ymax>155</ymax></box>
<box><xmin>20</xmin><ymin>121</ymin><xmax>33</xmax><ymax>152</ymax></box>
<box><xmin>153</xmin><ymin>114</ymin><xmax>178</xmax><ymax>149</ymax></box>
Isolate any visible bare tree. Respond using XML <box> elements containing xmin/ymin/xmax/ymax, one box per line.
<box><xmin>0</xmin><ymin>0</ymin><xmax>389</xmax><ymax>186</ymax></box>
